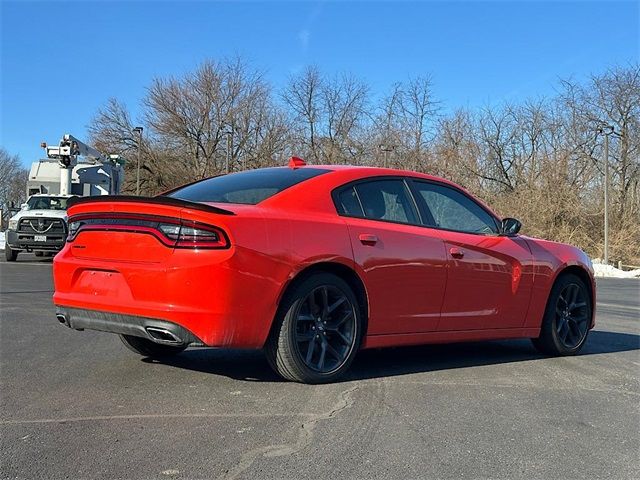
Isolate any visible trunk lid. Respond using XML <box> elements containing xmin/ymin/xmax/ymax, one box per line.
<box><xmin>65</xmin><ymin>196</ymin><xmax>234</xmax><ymax>263</ymax></box>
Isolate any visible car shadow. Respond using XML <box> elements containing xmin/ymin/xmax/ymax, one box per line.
<box><xmin>143</xmin><ymin>330</ymin><xmax>640</xmax><ymax>383</ymax></box>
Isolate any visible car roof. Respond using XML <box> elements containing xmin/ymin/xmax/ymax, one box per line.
<box><xmin>258</xmin><ymin>164</ymin><xmax>460</xmax><ymax>185</ymax></box>
<box><xmin>260</xmin><ymin>163</ymin><xmax>494</xmax><ymax>215</ymax></box>
<box><xmin>273</xmin><ymin>164</ymin><xmax>463</xmax><ymax>190</ymax></box>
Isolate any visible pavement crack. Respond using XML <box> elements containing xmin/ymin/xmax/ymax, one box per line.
<box><xmin>220</xmin><ymin>385</ymin><xmax>359</xmax><ymax>480</ymax></box>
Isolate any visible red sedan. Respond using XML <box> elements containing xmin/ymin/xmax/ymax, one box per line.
<box><xmin>53</xmin><ymin>159</ymin><xmax>595</xmax><ymax>383</ymax></box>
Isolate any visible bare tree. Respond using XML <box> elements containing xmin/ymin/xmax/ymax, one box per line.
<box><xmin>282</xmin><ymin>66</ymin><xmax>323</xmax><ymax>162</ymax></box>
<box><xmin>320</xmin><ymin>73</ymin><xmax>369</xmax><ymax>163</ymax></box>
<box><xmin>88</xmin><ymin>59</ymin><xmax>640</xmax><ymax>263</ymax></box>
<box><xmin>0</xmin><ymin>149</ymin><xmax>28</xmax><ymax>228</ymax></box>
<box><xmin>400</xmin><ymin>76</ymin><xmax>439</xmax><ymax>170</ymax></box>
<box><xmin>372</xmin><ymin>83</ymin><xmax>404</xmax><ymax>167</ymax></box>
<box><xmin>144</xmin><ymin>57</ymin><xmax>284</xmax><ymax>178</ymax></box>
<box><xmin>87</xmin><ymin>98</ymin><xmax>183</xmax><ymax>195</ymax></box>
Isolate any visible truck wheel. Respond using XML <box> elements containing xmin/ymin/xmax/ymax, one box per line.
<box><xmin>119</xmin><ymin>334</ymin><xmax>186</xmax><ymax>358</ymax></box>
<box><xmin>5</xmin><ymin>244</ymin><xmax>18</xmax><ymax>262</ymax></box>
<box><xmin>265</xmin><ymin>273</ymin><xmax>363</xmax><ymax>384</ymax></box>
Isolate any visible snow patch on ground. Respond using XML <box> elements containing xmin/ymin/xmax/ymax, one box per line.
<box><xmin>0</xmin><ymin>231</ymin><xmax>5</xmax><ymax>250</ymax></box>
<box><xmin>593</xmin><ymin>261</ymin><xmax>640</xmax><ymax>279</ymax></box>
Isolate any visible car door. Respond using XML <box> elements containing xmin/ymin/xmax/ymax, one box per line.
<box><xmin>334</xmin><ymin>178</ymin><xmax>448</xmax><ymax>335</ymax></box>
<box><xmin>409</xmin><ymin>180</ymin><xmax>534</xmax><ymax>331</ymax></box>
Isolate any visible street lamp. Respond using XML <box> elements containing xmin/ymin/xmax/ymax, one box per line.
<box><xmin>223</xmin><ymin>128</ymin><xmax>233</xmax><ymax>174</ymax></box>
<box><xmin>597</xmin><ymin>125</ymin><xmax>615</xmax><ymax>265</ymax></box>
<box><xmin>133</xmin><ymin>126</ymin><xmax>143</xmax><ymax>195</ymax></box>
<box><xmin>379</xmin><ymin>144</ymin><xmax>396</xmax><ymax>168</ymax></box>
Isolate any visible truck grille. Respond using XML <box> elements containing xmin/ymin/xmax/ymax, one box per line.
<box><xmin>18</xmin><ymin>217</ymin><xmax>67</xmax><ymax>235</ymax></box>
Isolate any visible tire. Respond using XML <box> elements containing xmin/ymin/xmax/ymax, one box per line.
<box><xmin>5</xmin><ymin>244</ymin><xmax>18</xmax><ymax>262</ymax></box>
<box><xmin>119</xmin><ymin>334</ymin><xmax>186</xmax><ymax>358</ymax></box>
<box><xmin>265</xmin><ymin>273</ymin><xmax>363</xmax><ymax>383</ymax></box>
<box><xmin>532</xmin><ymin>273</ymin><xmax>592</xmax><ymax>356</ymax></box>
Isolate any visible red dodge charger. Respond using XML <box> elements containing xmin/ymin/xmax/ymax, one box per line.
<box><xmin>53</xmin><ymin>159</ymin><xmax>595</xmax><ymax>383</ymax></box>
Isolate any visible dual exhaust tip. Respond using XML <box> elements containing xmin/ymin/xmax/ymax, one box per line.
<box><xmin>56</xmin><ymin>313</ymin><xmax>182</xmax><ymax>345</ymax></box>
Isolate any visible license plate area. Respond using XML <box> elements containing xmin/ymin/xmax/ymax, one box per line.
<box><xmin>34</xmin><ymin>235</ymin><xmax>47</xmax><ymax>242</ymax></box>
<box><xmin>73</xmin><ymin>269</ymin><xmax>133</xmax><ymax>300</ymax></box>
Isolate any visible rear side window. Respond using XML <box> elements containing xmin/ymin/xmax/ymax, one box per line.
<box><xmin>166</xmin><ymin>167</ymin><xmax>330</xmax><ymax>205</ymax></box>
<box><xmin>336</xmin><ymin>179</ymin><xmax>419</xmax><ymax>225</ymax></box>
<box><xmin>336</xmin><ymin>187</ymin><xmax>364</xmax><ymax>216</ymax></box>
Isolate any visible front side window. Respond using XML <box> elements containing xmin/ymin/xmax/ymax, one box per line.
<box><xmin>336</xmin><ymin>179</ymin><xmax>419</xmax><ymax>225</ymax></box>
<box><xmin>412</xmin><ymin>181</ymin><xmax>498</xmax><ymax>234</ymax></box>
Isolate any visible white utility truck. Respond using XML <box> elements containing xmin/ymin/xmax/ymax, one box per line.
<box><xmin>5</xmin><ymin>135</ymin><xmax>124</xmax><ymax>261</ymax></box>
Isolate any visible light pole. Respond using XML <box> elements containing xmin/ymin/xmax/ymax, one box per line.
<box><xmin>598</xmin><ymin>125</ymin><xmax>615</xmax><ymax>265</ymax></box>
<box><xmin>379</xmin><ymin>144</ymin><xmax>395</xmax><ymax>168</ymax></box>
<box><xmin>133</xmin><ymin>126</ymin><xmax>143</xmax><ymax>195</ymax></box>
<box><xmin>223</xmin><ymin>128</ymin><xmax>234</xmax><ymax>174</ymax></box>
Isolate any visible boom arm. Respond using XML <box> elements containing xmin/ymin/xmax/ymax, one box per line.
<box><xmin>41</xmin><ymin>134</ymin><xmax>123</xmax><ymax>196</ymax></box>
<box><xmin>44</xmin><ymin>134</ymin><xmax>107</xmax><ymax>167</ymax></box>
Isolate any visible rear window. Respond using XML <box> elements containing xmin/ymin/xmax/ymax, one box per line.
<box><xmin>165</xmin><ymin>167</ymin><xmax>330</xmax><ymax>205</ymax></box>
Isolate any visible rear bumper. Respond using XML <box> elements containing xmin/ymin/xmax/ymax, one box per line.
<box><xmin>52</xmin><ymin>244</ymin><xmax>286</xmax><ymax>348</ymax></box>
<box><xmin>56</xmin><ymin>306</ymin><xmax>205</xmax><ymax>346</ymax></box>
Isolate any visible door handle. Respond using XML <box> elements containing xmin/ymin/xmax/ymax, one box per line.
<box><xmin>449</xmin><ymin>247</ymin><xmax>464</xmax><ymax>259</ymax></box>
<box><xmin>359</xmin><ymin>234</ymin><xmax>378</xmax><ymax>246</ymax></box>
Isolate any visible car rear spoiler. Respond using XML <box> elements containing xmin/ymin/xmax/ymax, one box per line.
<box><xmin>67</xmin><ymin>195</ymin><xmax>236</xmax><ymax>216</ymax></box>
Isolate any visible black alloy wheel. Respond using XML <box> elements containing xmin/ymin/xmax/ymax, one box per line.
<box><xmin>293</xmin><ymin>284</ymin><xmax>357</xmax><ymax>374</ymax></box>
<box><xmin>532</xmin><ymin>273</ymin><xmax>592</xmax><ymax>355</ymax></box>
<box><xmin>266</xmin><ymin>273</ymin><xmax>362</xmax><ymax>383</ymax></box>
<box><xmin>554</xmin><ymin>282</ymin><xmax>590</xmax><ymax>349</ymax></box>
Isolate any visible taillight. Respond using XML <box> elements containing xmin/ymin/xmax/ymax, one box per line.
<box><xmin>160</xmin><ymin>222</ymin><xmax>227</xmax><ymax>248</ymax></box>
<box><xmin>67</xmin><ymin>214</ymin><xmax>229</xmax><ymax>249</ymax></box>
<box><xmin>68</xmin><ymin>220</ymin><xmax>81</xmax><ymax>238</ymax></box>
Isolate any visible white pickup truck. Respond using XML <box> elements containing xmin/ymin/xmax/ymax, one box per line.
<box><xmin>5</xmin><ymin>194</ymin><xmax>76</xmax><ymax>261</ymax></box>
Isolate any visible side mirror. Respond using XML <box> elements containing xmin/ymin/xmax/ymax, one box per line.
<box><xmin>500</xmin><ymin>217</ymin><xmax>522</xmax><ymax>236</ymax></box>
<box><xmin>20</xmin><ymin>203</ymin><xmax>29</xmax><ymax>210</ymax></box>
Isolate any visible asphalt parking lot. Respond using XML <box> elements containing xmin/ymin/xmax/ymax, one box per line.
<box><xmin>1</xmin><ymin>254</ymin><xmax>639</xmax><ymax>480</ymax></box>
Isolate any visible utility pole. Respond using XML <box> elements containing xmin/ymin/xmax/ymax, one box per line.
<box><xmin>225</xmin><ymin>129</ymin><xmax>232</xmax><ymax>174</ymax></box>
<box><xmin>598</xmin><ymin>125</ymin><xmax>615</xmax><ymax>265</ymax></box>
<box><xmin>133</xmin><ymin>126</ymin><xmax>143</xmax><ymax>195</ymax></box>
<box><xmin>604</xmin><ymin>131</ymin><xmax>610</xmax><ymax>265</ymax></box>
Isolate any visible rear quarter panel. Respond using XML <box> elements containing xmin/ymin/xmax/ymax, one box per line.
<box><xmin>192</xmin><ymin>201</ymin><xmax>356</xmax><ymax>348</ymax></box>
